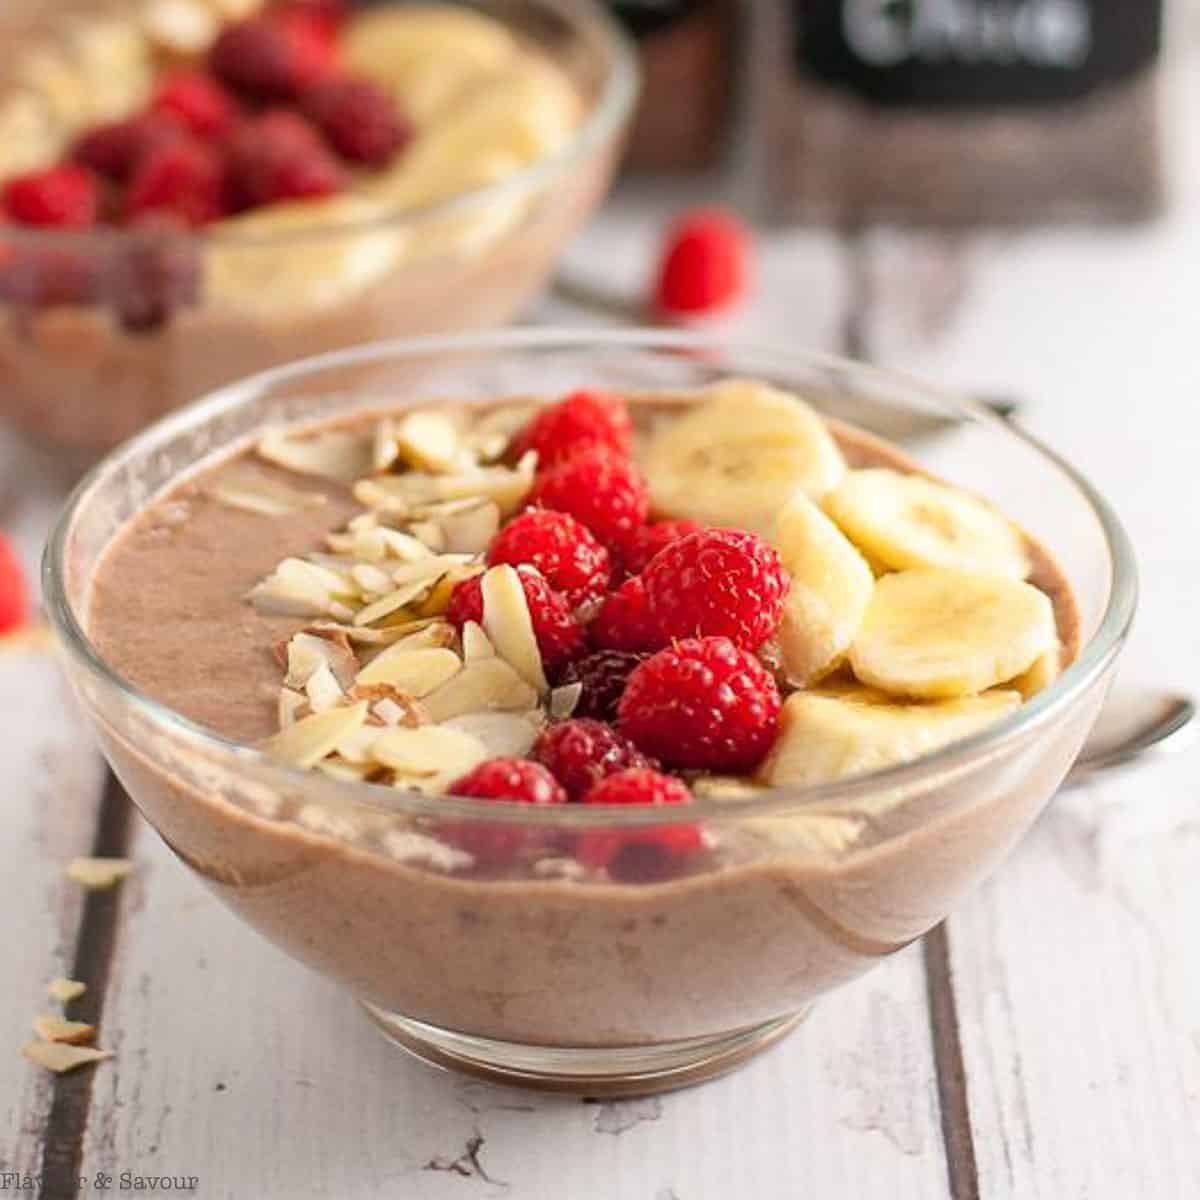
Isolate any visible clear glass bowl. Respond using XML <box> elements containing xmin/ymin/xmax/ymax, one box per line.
<box><xmin>45</xmin><ymin>330</ymin><xmax>1137</xmax><ymax>1095</ymax></box>
<box><xmin>0</xmin><ymin>0</ymin><xmax>637</xmax><ymax>456</ymax></box>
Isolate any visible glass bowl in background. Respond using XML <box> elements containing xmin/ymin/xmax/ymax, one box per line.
<box><xmin>0</xmin><ymin>0</ymin><xmax>637</xmax><ymax>456</ymax></box>
<box><xmin>45</xmin><ymin>330</ymin><xmax>1136</xmax><ymax>1095</ymax></box>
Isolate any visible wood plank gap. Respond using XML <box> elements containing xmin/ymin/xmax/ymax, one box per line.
<box><xmin>838</xmin><ymin>225</ymin><xmax>872</xmax><ymax>362</ymax></box>
<box><xmin>922</xmin><ymin>924</ymin><xmax>981</xmax><ymax>1200</ymax></box>
<box><xmin>37</xmin><ymin>770</ymin><xmax>136</xmax><ymax>1200</ymax></box>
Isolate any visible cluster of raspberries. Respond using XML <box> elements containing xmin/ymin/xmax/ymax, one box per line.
<box><xmin>442</xmin><ymin>389</ymin><xmax>794</xmax><ymax>875</ymax></box>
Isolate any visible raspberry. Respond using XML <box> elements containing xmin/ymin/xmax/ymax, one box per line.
<box><xmin>576</xmin><ymin>769</ymin><xmax>702</xmax><ymax>879</ymax></box>
<box><xmin>2</xmin><ymin>166</ymin><xmax>98</xmax><ymax>229</ymax></box>
<box><xmin>642</xmin><ymin>528</ymin><xmax>789</xmax><ymax>650</ymax></box>
<box><xmin>72</xmin><ymin>112</ymin><xmax>186</xmax><ymax>183</ymax></box>
<box><xmin>105</xmin><ymin>214</ymin><xmax>201</xmax><ymax>333</ymax></box>
<box><xmin>512</xmin><ymin>390</ymin><xmax>633</xmax><ymax>469</ymax></box>
<box><xmin>124</xmin><ymin>140</ymin><xmax>227</xmax><ymax>227</ymax></box>
<box><xmin>531</xmin><ymin>719</ymin><xmax>653</xmax><ymax>801</ymax></box>
<box><xmin>618</xmin><ymin>636</ymin><xmax>782</xmax><ymax>771</ymax></box>
<box><xmin>488</xmin><ymin>509</ymin><xmax>611</xmax><ymax>608</ymax></box>
<box><xmin>653</xmin><ymin>208</ymin><xmax>750</xmax><ymax>318</ymax></box>
<box><xmin>448</xmin><ymin>758</ymin><xmax>567</xmax><ymax>864</ymax></box>
<box><xmin>284</xmin><ymin>0</ymin><xmax>349</xmax><ymax>33</ymax></box>
<box><xmin>0</xmin><ymin>534</ymin><xmax>29</xmax><ymax>635</ymax></box>
<box><xmin>588</xmin><ymin>577</ymin><xmax>663</xmax><ymax>654</ymax></box>
<box><xmin>622</xmin><ymin>518</ymin><xmax>703</xmax><ymax>576</ymax></box>
<box><xmin>211</xmin><ymin>13</ymin><xmax>336</xmax><ymax>103</ymax></box>
<box><xmin>526</xmin><ymin>448</ymin><xmax>650</xmax><ymax>558</ymax></box>
<box><xmin>446</xmin><ymin>567</ymin><xmax>585</xmax><ymax>678</ymax></box>
<box><xmin>557</xmin><ymin>649</ymin><xmax>646</xmax><ymax>722</ymax></box>
<box><xmin>151</xmin><ymin>72</ymin><xmax>239</xmax><ymax>140</ymax></box>
<box><xmin>301</xmin><ymin>76</ymin><xmax>412</xmax><ymax>167</ymax></box>
<box><xmin>224</xmin><ymin>111</ymin><xmax>344</xmax><ymax>209</ymax></box>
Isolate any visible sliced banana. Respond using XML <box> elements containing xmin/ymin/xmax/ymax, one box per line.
<box><xmin>641</xmin><ymin>380</ymin><xmax>847</xmax><ymax>535</ymax></box>
<box><xmin>771</xmin><ymin>493</ymin><xmax>874</xmax><ymax>686</ymax></box>
<box><xmin>0</xmin><ymin>88</ymin><xmax>62</xmax><ymax>181</ymax></box>
<box><xmin>206</xmin><ymin>196</ymin><xmax>406</xmax><ymax>320</ymax></box>
<box><xmin>849</xmin><ymin>568</ymin><xmax>1057</xmax><ymax>700</ymax></box>
<box><xmin>823</xmin><ymin>468</ymin><xmax>1031</xmax><ymax>579</ymax></box>
<box><xmin>760</xmin><ymin>687</ymin><xmax>1021</xmax><ymax>787</ymax></box>
<box><xmin>1009</xmin><ymin>643</ymin><xmax>1062</xmax><ymax>700</ymax></box>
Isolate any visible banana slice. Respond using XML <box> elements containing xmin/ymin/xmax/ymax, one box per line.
<box><xmin>823</xmin><ymin>468</ymin><xmax>1031</xmax><ymax>579</ymax></box>
<box><xmin>849</xmin><ymin>568</ymin><xmax>1057</xmax><ymax>700</ymax></box>
<box><xmin>760</xmin><ymin>687</ymin><xmax>1021</xmax><ymax>787</ymax></box>
<box><xmin>642</xmin><ymin>380</ymin><xmax>847</xmax><ymax>534</ymax></box>
<box><xmin>207</xmin><ymin>196</ymin><xmax>406</xmax><ymax>320</ymax></box>
<box><xmin>771</xmin><ymin>493</ymin><xmax>874</xmax><ymax>686</ymax></box>
<box><xmin>1010</xmin><ymin>643</ymin><xmax>1062</xmax><ymax>700</ymax></box>
<box><xmin>0</xmin><ymin>88</ymin><xmax>62</xmax><ymax>181</ymax></box>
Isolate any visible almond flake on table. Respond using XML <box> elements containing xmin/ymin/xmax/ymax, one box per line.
<box><xmin>46</xmin><ymin>978</ymin><xmax>87</xmax><ymax>1003</ymax></box>
<box><xmin>64</xmin><ymin>856</ymin><xmax>134</xmax><ymax>889</ymax></box>
<box><xmin>21</xmin><ymin>1041</ymin><xmax>113</xmax><ymax>1074</ymax></box>
<box><xmin>32</xmin><ymin>1012</ymin><xmax>96</xmax><ymax>1045</ymax></box>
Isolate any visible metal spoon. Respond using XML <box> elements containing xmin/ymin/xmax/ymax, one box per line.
<box><xmin>1063</xmin><ymin>692</ymin><xmax>1197</xmax><ymax>787</ymax></box>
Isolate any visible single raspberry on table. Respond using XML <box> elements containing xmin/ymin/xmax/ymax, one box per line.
<box><xmin>447</xmin><ymin>758</ymin><xmax>567</xmax><ymax>864</ymax></box>
<box><xmin>301</xmin><ymin>76</ymin><xmax>412</xmax><ymax>167</ymax></box>
<box><xmin>641</xmin><ymin>528</ymin><xmax>789</xmax><ymax>650</ymax></box>
<box><xmin>0</xmin><ymin>534</ymin><xmax>29</xmax><ymax>635</ymax></box>
<box><xmin>526</xmin><ymin>448</ymin><xmax>650</xmax><ymax>559</ymax></box>
<box><xmin>487</xmin><ymin>509</ymin><xmax>611</xmax><ymax>609</ymax></box>
<box><xmin>588</xmin><ymin>576</ymin><xmax>663</xmax><ymax>654</ymax></box>
<box><xmin>618</xmin><ymin>636</ymin><xmax>782</xmax><ymax>772</ymax></box>
<box><xmin>2</xmin><ymin>166</ymin><xmax>99</xmax><ymax>228</ymax></box>
<box><xmin>576</xmin><ymin>768</ymin><xmax>702</xmax><ymax>879</ymax></box>
<box><xmin>512</xmin><ymin>390</ymin><xmax>633</xmax><ymax>469</ymax></box>
<box><xmin>653</xmin><ymin>207</ymin><xmax>750</xmax><ymax>319</ymax></box>
<box><xmin>557</xmin><ymin>649</ymin><xmax>647</xmax><ymax>722</ymax></box>
<box><xmin>531</xmin><ymin>719</ymin><xmax>653</xmax><ymax>801</ymax></box>
<box><xmin>124</xmin><ymin>140</ymin><xmax>228</xmax><ymax>227</ymax></box>
<box><xmin>72</xmin><ymin>112</ymin><xmax>186</xmax><ymax>183</ymax></box>
<box><xmin>446</xmin><ymin>567</ymin><xmax>585</xmax><ymax>678</ymax></box>
<box><xmin>151</xmin><ymin>72</ymin><xmax>240</xmax><ymax>140</ymax></box>
<box><xmin>210</xmin><ymin>13</ymin><xmax>336</xmax><ymax>103</ymax></box>
<box><xmin>224</xmin><ymin>111</ymin><xmax>345</xmax><ymax>209</ymax></box>
<box><xmin>622</xmin><ymin>518</ymin><xmax>703</xmax><ymax>576</ymax></box>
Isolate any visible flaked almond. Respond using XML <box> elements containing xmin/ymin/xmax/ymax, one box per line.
<box><xmin>372</xmin><ymin>415</ymin><xmax>399</xmax><ymax>473</ymax></box>
<box><xmin>351</xmin><ymin>562</ymin><xmax>397</xmax><ymax>598</ymax></box>
<box><xmin>461</xmin><ymin>621</ymin><xmax>495</xmax><ymax>662</ymax></box>
<box><xmin>258</xmin><ymin>428</ymin><xmax>372</xmax><ymax>482</ymax></box>
<box><xmin>354</xmin><ymin>476</ymin><xmax>420</xmax><ymax>514</ymax></box>
<box><xmin>390</xmin><ymin>554</ymin><xmax>468</xmax><ymax>589</ymax></box>
<box><xmin>309</xmin><ymin>618</ymin><xmax>440</xmax><ymax>648</ymax></box>
<box><xmin>463</xmin><ymin>402</ymin><xmax>540</xmax><ymax>457</ymax></box>
<box><xmin>284</xmin><ymin>631</ymin><xmax>358</xmax><ymax>691</ymax></box>
<box><xmin>443</xmin><ymin>711</ymin><xmax>541</xmax><ymax>758</ymax></box>
<box><xmin>414</xmin><ymin>567</ymin><xmax>486</xmax><ymax>619</ymax></box>
<box><xmin>278</xmin><ymin>688</ymin><xmax>309</xmax><ymax>729</ymax></box>
<box><xmin>355</xmin><ymin>645</ymin><xmax>462</xmax><ymax>696</ymax></box>
<box><xmin>371</xmin><ymin>725</ymin><xmax>488</xmax><ymax>788</ymax></box>
<box><xmin>65</xmin><ymin>858</ymin><xmax>133</xmax><ymax>889</ymax></box>
<box><xmin>350</xmin><ymin>683</ymin><xmax>427</xmax><ymax>728</ymax></box>
<box><xmin>438</xmin><ymin>499</ymin><xmax>501</xmax><ymax>555</ymax></box>
<box><xmin>481</xmin><ymin>564</ymin><xmax>548</xmax><ymax>692</ymax></box>
<box><xmin>353</xmin><ymin>577</ymin><xmax>441</xmax><ymax>627</ymax></box>
<box><xmin>304</xmin><ymin>662</ymin><xmax>344</xmax><ymax>712</ymax></box>
<box><xmin>212</xmin><ymin>473</ymin><xmax>327</xmax><ymax>517</ymax></box>
<box><xmin>21</xmin><ymin>1041</ymin><xmax>113</xmax><ymax>1074</ymax></box>
<box><xmin>248</xmin><ymin>558</ymin><xmax>355</xmax><ymax>621</ymax></box>
<box><xmin>32</xmin><ymin>1013</ymin><xmax>95</xmax><ymax>1046</ymax></box>
<box><xmin>409</xmin><ymin>520</ymin><xmax>447</xmax><ymax>553</ymax></box>
<box><xmin>421</xmin><ymin>657</ymin><xmax>539</xmax><ymax>723</ymax></box>
<box><xmin>316</xmin><ymin>760</ymin><xmax>375</xmax><ymax>784</ymax></box>
<box><xmin>549</xmin><ymin>682</ymin><xmax>583</xmax><ymax>720</ymax></box>
<box><xmin>533</xmin><ymin>856</ymin><xmax>588</xmax><ymax>882</ymax></box>
<box><xmin>47</xmin><ymin>978</ymin><xmax>86</xmax><ymax>1004</ymax></box>
<box><xmin>261</xmin><ymin>702</ymin><xmax>368</xmax><ymax>768</ymax></box>
<box><xmin>142</xmin><ymin>0</ymin><xmax>218</xmax><ymax>54</ymax></box>
<box><xmin>296</xmin><ymin>803</ymin><xmax>365</xmax><ymax>841</ymax></box>
<box><xmin>395</xmin><ymin>411</ymin><xmax>463</xmax><ymax>473</ymax></box>
<box><xmin>382</xmin><ymin>830</ymin><xmax>474</xmax><ymax>872</ymax></box>
<box><xmin>434</xmin><ymin>456</ymin><xmax>536</xmax><ymax>517</ymax></box>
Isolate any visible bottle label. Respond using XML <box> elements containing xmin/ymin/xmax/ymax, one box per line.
<box><xmin>609</xmin><ymin>0</ymin><xmax>705</xmax><ymax>39</ymax></box>
<box><xmin>795</xmin><ymin>0</ymin><xmax>1162</xmax><ymax>108</ymax></box>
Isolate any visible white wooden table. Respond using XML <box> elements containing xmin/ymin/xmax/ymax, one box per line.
<box><xmin>5</xmin><ymin>29</ymin><xmax>1200</xmax><ymax>1200</ymax></box>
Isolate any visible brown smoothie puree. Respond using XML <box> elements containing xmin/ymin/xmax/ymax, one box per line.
<box><xmin>84</xmin><ymin>391</ymin><xmax>1084</xmax><ymax>1048</ymax></box>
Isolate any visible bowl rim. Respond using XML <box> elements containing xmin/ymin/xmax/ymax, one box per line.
<box><xmin>0</xmin><ymin>0</ymin><xmax>640</xmax><ymax>252</ymax></box>
<box><xmin>44</xmin><ymin>327</ymin><xmax>1139</xmax><ymax>830</ymax></box>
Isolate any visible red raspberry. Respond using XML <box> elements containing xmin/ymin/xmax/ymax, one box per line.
<box><xmin>224</xmin><ymin>111</ymin><xmax>345</xmax><ymax>209</ymax></box>
<box><xmin>512</xmin><ymin>390</ymin><xmax>633</xmax><ymax>469</ymax></box>
<box><xmin>622</xmin><ymin>518</ymin><xmax>703</xmax><ymax>576</ymax></box>
<box><xmin>576</xmin><ymin>769</ymin><xmax>702</xmax><ymax>879</ymax></box>
<box><xmin>124</xmin><ymin>140</ymin><xmax>227</xmax><ymax>227</ymax></box>
<box><xmin>642</xmin><ymin>528</ymin><xmax>789</xmax><ymax>650</ymax></box>
<box><xmin>211</xmin><ymin>13</ymin><xmax>336</xmax><ymax>103</ymax></box>
<box><xmin>589</xmin><ymin>576</ymin><xmax>663</xmax><ymax>654</ymax></box>
<box><xmin>448</xmin><ymin>758</ymin><xmax>567</xmax><ymax>864</ymax></box>
<box><xmin>653</xmin><ymin>208</ymin><xmax>750</xmax><ymax>318</ymax></box>
<box><xmin>2</xmin><ymin>166</ymin><xmax>98</xmax><ymax>229</ymax></box>
<box><xmin>557</xmin><ymin>649</ymin><xmax>647</xmax><ymax>722</ymax></box>
<box><xmin>151</xmin><ymin>72</ymin><xmax>239</xmax><ymax>140</ymax></box>
<box><xmin>301</xmin><ymin>76</ymin><xmax>412</xmax><ymax>167</ymax></box>
<box><xmin>618</xmin><ymin>636</ymin><xmax>782</xmax><ymax>771</ymax></box>
<box><xmin>527</xmin><ymin>448</ymin><xmax>650</xmax><ymax>558</ymax></box>
<box><xmin>488</xmin><ymin>510</ymin><xmax>611</xmax><ymax>609</ymax></box>
<box><xmin>531</xmin><ymin>719</ymin><xmax>653</xmax><ymax>801</ymax></box>
<box><xmin>72</xmin><ymin>113</ymin><xmax>186</xmax><ymax>183</ymax></box>
<box><xmin>105</xmin><ymin>213</ymin><xmax>201</xmax><ymax>333</ymax></box>
<box><xmin>284</xmin><ymin>0</ymin><xmax>350</xmax><ymax>33</ymax></box>
<box><xmin>0</xmin><ymin>534</ymin><xmax>29</xmax><ymax>635</ymax></box>
<box><xmin>446</xmin><ymin>567</ymin><xmax>585</xmax><ymax>678</ymax></box>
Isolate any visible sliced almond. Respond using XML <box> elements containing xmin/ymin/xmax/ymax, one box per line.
<box><xmin>382</xmin><ymin>830</ymin><xmax>474</xmax><ymax>872</ymax></box>
<box><xmin>334</xmin><ymin>722</ymin><xmax>385</xmax><ymax>764</ymax></box>
<box><xmin>443</xmin><ymin>711</ymin><xmax>541</xmax><ymax>758</ymax></box>
<box><xmin>258</xmin><ymin>428</ymin><xmax>373</xmax><ymax>482</ymax></box>
<box><xmin>316</xmin><ymin>760</ymin><xmax>375</xmax><ymax>784</ymax></box>
<box><xmin>309</xmin><ymin>618</ymin><xmax>441</xmax><ymax>647</ymax></box>
<box><xmin>47</xmin><ymin>978</ymin><xmax>87</xmax><ymax>1004</ymax></box>
<box><xmin>390</xmin><ymin>554</ymin><xmax>468</xmax><ymax>589</ymax></box>
<box><xmin>212</xmin><ymin>474</ymin><xmax>328</xmax><ymax>517</ymax></box>
<box><xmin>65</xmin><ymin>858</ymin><xmax>133</xmax><ymax>889</ymax></box>
<box><xmin>461</xmin><ymin>621</ymin><xmax>495</xmax><ymax>662</ymax></box>
<box><xmin>351</xmin><ymin>562</ymin><xmax>398</xmax><ymax>598</ymax></box>
<box><xmin>421</xmin><ymin>657</ymin><xmax>539</xmax><ymax>723</ymax></box>
<box><xmin>142</xmin><ymin>0</ymin><xmax>219</xmax><ymax>53</ymax></box>
<box><xmin>261</xmin><ymin>703</ymin><xmax>368</xmax><ymax>769</ymax></box>
<box><xmin>395</xmin><ymin>411</ymin><xmax>463</xmax><ymax>473</ymax></box>
<box><xmin>304</xmin><ymin>662</ymin><xmax>344</xmax><ymax>713</ymax></box>
<box><xmin>438</xmin><ymin>499</ymin><xmax>501</xmax><ymax>555</ymax></box>
<box><xmin>434</xmin><ymin>455</ymin><xmax>536</xmax><ymax>517</ymax></box>
<box><xmin>354</xmin><ymin>645</ymin><xmax>462</xmax><ymax>695</ymax></box>
<box><xmin>32</xmin><ymin>1013</ymin><xmax>95</xmax><ymax>1046</ymax></box>
<box><xmin>549</xmin><ymin>682</ymin><xmax>583</xmax><ymax>720</ymax></box>
<box><xmin>370</xmin><ymin>724</ymin><xmax>488</xmax><ymax>780</ymax></box>
<box><xmin>349</xmin><ymin>683</ymin><xmax>428</xmax><ymax>728</ymax></box>
<box><xmin>414</xmin><ymin>565</ymin><xmax>487</xmax><ymax>618</ymax></box>
<box><xmin>284</xmin><ymin>631</ymin><xmax>358</xmax><ymax>691</ymax></box>
<box><xmin>409</xmin><ymin>520</ymin><xmax>447</xmax><ymax>553</ymax></box>
<box><xmin>353</xmin><ymin>577</ymin><xmax>441</xmax><ymax>627</ymax></box>
<box><xmin>278</xmin><ymin>688</ymin><xmax>309</xmax><ymax>729</ymax></box>
<box><xmin>296</xmin><ymin>803</ymin><xmax>365</xmax><ymax>841</ymax></box>
<box><xmin>247</xmin><ymin>558</ymin><xmax>355</xmax><ymax>621</ymax></box>
<box><xmin>481</xmin><ymin>565</ymin><xmax>548</xmax><ymax>692</ymax></box>
<box><xmin>22</xmin><ymin>1041</ymin><xmax>113</xmax><ymax>1074</ymax></box>
<box><xmin>353</xmin><ymin>477</ymin><xmax>415</xmax><ymax>516</ymax></box>
<box><xmin>373</xmin><ymin>415</ymin><xmax>400</xmax><ymax>473</ymax></box>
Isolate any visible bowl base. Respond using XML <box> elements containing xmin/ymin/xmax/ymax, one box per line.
<box><xmin>360</xmin><ymin>1004</ymin><xmax>810</xmax><ymax>1097</ymax></box>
